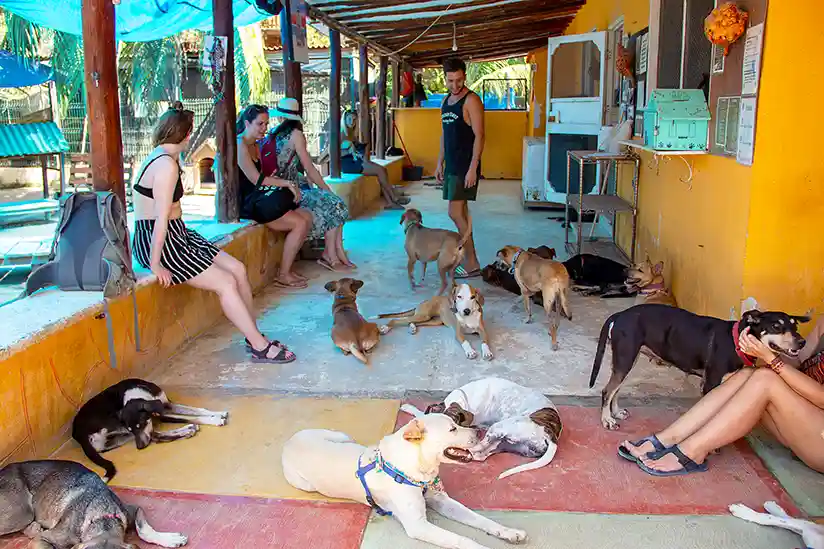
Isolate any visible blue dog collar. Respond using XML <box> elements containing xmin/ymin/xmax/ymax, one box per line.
<box><xmin>356</xmin><ymin>450</ymin><xmax>440</xmax><ymax>516</ymax></box>
<box><xmin>509</xmin><ymin>249</ymin><xmax>524</xmax><ymax>274</ymax></box>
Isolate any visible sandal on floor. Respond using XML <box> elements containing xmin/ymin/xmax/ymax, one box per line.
<box><xmin>384</xmin><ymin>202</ymin><xmax>406</xmax><ymax>210</ymax></box>
<box><xmin>397</xmin><ymin>195</ymin><xmax>412</xmax><ymax>205</ymax></box>
<box><xmin>249</xmin><ymin>341</ymin><xmax>296</xmax><ymax>364</ymax></box>
<box><xmin>245</xmin><ymin>337</ymin><xmax>288</xmax><ymax>352</ymax></box>
<box><xmin>317</xmin><ymin>258</ymin><xmax>342</xmax><ymax>272</ymax></box>
<box><xmin>454</xmin><ymin>265</ymin><xmax>481</xmax><ymax>279</ymax></box>
<box><xmin>618</xmin><ymin>435</ymin><xmax>668</xmax><ymax>462</ymax></box>
<box><xmin>273</xmin><ymin>278</ymin><xmax>308</xmax><ymax>289</ymax></box>
<box><xmin>637</xmin><ymin>445</ymin><xmax>708</xmax><ymax>477</ymax></box>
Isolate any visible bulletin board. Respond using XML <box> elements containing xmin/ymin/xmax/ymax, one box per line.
<box><xmin>707</xmin><ymin>0</ymin><xmax>768</xmax><ymax>161</ymax></box>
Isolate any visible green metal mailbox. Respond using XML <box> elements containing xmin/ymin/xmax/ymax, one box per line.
<box><xmin>643</xmin><ymin>89</ymin><xmax>710</xmax><ymax>151</ymax></box>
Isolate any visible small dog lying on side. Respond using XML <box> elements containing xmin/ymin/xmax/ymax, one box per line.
<box><xmin>403</xmin><ymin>377</ymin><xmax>562</xmax><ymax>479</ymax></box>
<box><xmin>0</xmin><ymin>459</ymin><xmax>187</xmax><ymax>548</ymax></box>
<box><xmin>401</xmin><ymin>208</ymin><xmax>472</xmax><ymax>295</ymax></box>
<box><xmin>729</xmin><ymin>500</ymin><xmax>823</xmax><ymax>549</ymax></box>
<box><xmin>496</xmin><ymin>245</ymin><xmax>571</xmax><ymax>351</ymax></box>
<box><xmin>326</xmin><ymin>277</ymin><xmax>390</xmax><ymax>364</ymax></box>
<box><xmin>73</xmin><ymin>378</ymin><xmax>228</xmax><ymax>482</ymax></box>
<box><xmin>282</xmin><ymin>415</ymin><xmax>527</xmax><ymax>549</ymax></box>
<box><xmin>373</xmin><ymin>282</ymin><xmax>493</xmax><ymax>360</ymax></box>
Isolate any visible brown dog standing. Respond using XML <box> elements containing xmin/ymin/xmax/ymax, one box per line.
<box><xmin>325</xmin><ymin>278</ymin><xmax>390</xmax><ymax>364</ymax></box>
<box><xmin>497</xmin><ymin>245</ymin><xmax>571</xmax><ymax>351</ymax></box>
<box><xmin>400</xmin><ymin>208</ymin><xmax>472</xmax><ymax>295</ymax></box>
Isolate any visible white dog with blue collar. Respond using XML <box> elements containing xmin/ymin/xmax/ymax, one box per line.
<box><xmin>281</xmin><ymin>414</ymin><xmax>528</xmax><ymax>548</ymax></box>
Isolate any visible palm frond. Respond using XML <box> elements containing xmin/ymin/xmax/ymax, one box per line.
<box><xmin>119</xmin><ymin>37</ymin><xmax>182</xmax><ymax>116</ymax></box>
<box><xmin>0</xmin><ymin>8</ymin><xmax>44</xmax><ymax>62</ymax></box>
<box><xmin>51</xmin><ymin>31</ymin><xmax>85</xmax><ymax>112</ymax></box>
<box><xmin>236</xmin><ymin>24</ymin><xmax>270</xmax><ymax>106</ymax></box>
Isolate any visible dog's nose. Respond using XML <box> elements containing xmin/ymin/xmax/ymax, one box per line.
<box><xmin>463</xmin><ymin>308</ymin><xmax>471</xmax><ymax>316</ymax></box>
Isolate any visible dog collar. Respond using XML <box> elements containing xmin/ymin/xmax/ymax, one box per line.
<box><xmin>639</xmin><ymin>282</ymin><xmax>665</xmax><ymax>295</ymax></box>
<box><xmin>732</xmin><ymin>321</ymin><xmax>757</xmax><ymax>367</ymax></box>
<box><xmin>404</xmin><ymin>221</ymin><xmax>421</xmax><ymax>234</ymax></box>
<box><xmin>356</xmin><ymin>450</ymin><xmax>440</xmax><ymax>516</ymax></box>
<box><xmin>509</xmin><ymin>250</ymin><xmax>524</xmax><ymax>274</ymax></box>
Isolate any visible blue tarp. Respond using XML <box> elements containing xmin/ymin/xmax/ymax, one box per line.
<box><xmin>1</xmin><ymin>0</ymin><xmax>271</xmax><ymax>42</ymax></box>
<box><xmin>0</xmin><ymin>51</ymin><xmax>54</xmax><ymax>88</ymax></box>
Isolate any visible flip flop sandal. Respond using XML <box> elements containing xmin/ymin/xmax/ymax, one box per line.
<box><xmin>617</xmin><ymin>434</ymin><xmax>668</xmax><ymax>462</ymax></box>
<box><xmin>245</xmin><ymin>337</ymin><xmax>288</xmax><ymax>352</ymax></box>
<box><xmin>397</xmin><ymin>196</ymin><xmax>412</xmax><ymax>205</ymax></box>
<box><xmin>637</xmin><ymin>445</ymin><xmax>708</xmax><ymax>477</ymax></box>
<box><xmin>384</xmin><ymin>202</ymin><xmax>406</xmax><ymax>210</ymax></box>
<box><xmin>249</xmin><ymin>341</ymin><xmax>296</xmax><ymax>364</ymax></box>
<box><xmin>317</xmin><ymin>258</ymin><xmax>342</xmax><ymax>272</ymax></box>
<box><xmin>273</xmin><ymin>278</ymin><xmax>308</xmax><ymax>289</ymax></box>
<box><xmin>455</xmin><ymin>266</ymin><xmax>481</xmax><ymax>279</ymax></box>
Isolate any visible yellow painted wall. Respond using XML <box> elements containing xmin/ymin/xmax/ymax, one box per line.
<box><xmin>740</xmin><ymin>0</ymin><xmax>824</xmax><ymax>318</ymax></box>
<box><xmin>394</xmin><ymin>108</ymin><xmax>528</xmax><ymax>179</ymax></box>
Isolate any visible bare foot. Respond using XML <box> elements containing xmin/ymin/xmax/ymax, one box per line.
<box><xmin>640</xmin><ymin>447</ymin><xmax>704</xmax><ymax>473</ymax></box>
<box><xmin>277</xmin><ymin>273</ymin><xmax>308</xmax><ymax>288</ymax></box>
<box><xmin>621</xmin><ymin>439</ymin><xmax>659</xmax><ymax>460</ymax></box>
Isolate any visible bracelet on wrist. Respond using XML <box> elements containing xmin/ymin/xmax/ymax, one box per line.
<box><xmin>769</xmin><ymin>356</ymin><xmax>785</xmax><ymax>374</ymax></box>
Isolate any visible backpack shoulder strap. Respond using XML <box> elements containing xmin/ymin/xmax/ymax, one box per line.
<box><xmin>95</xmin><ymin>191</ymin><xmax>134</xmax><ymax>277</ymax></box>
<box><xmin>48</xmin><ymin>193</ymin><xmax>78</xmax><ymax>260</ymax></box>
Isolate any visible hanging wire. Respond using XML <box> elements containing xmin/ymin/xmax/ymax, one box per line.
<box><xmin>384</xmin><ymin>3</ymin><xmax>455</xmax><ymax>56</ymax></box>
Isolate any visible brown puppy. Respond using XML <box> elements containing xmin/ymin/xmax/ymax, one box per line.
<box><xmin>400</xmin><ymin>208</ymin><xmax>472</xmax><ymax>295</ymax></box>
<box><xmin>626</xmin><ymin>256</ymin><xmax>677</xmax><ymax>307</ymax></box>
<box><xmin>325</xmin><ymin>278</ymin><xmax>390</xmax><ymax>364</ymax></box>
<box><xmin>497</xmin><ymin>245</ymin><xmax>571</xmax><ymax>351</ymax></box>
<box><xmin>373</xmin><ymin>282</ymin><xmax>493</xmax><ymax>360</ymax></box>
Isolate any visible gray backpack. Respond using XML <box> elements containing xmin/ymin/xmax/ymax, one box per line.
<box><xmin>25</xmin><ymin>191</ymin><xmax>136</xmax><ymax>298</ymax></box>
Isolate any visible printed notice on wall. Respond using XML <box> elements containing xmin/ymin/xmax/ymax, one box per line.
<box><xmin>712</xmin><ymin>44</ymin><xmax>725</xmax><ymax>74</ymax></box>
<box><xmin>736</xmin><ymin>97</ymin><xmax>757</xmax><ymax>166</ymax></box>
<box><xmin>637</xmin><ymin>33</ymin><xmax>649</xmax><ymax>75</ymax></box>
<box><xmin>741</xmin><ymin>23</ymin><xmax>764</xmax><ymax>96</ymax></box>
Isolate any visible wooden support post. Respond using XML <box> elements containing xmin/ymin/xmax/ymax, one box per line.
<box><xmin>58</xmin><ymin>152</ymin><xmax>66</xmax><ymax>197</ymax></box>
<box><xmin>358</xmin><ymin>44</ymin><xmax>370</xmax><ymax>147</ymax></box>
<box><xmin>81</xmin><ymin>0</ymin><xmax>124</xmax><ymax>205</ymax></box>
<box><xmin>329</xmin><ymin>29</ymin><xmax>342</xmax><ymax>179</ymax></box>
<box><xmin>390</xmin><ymin>60</ymin><xmax>400</xmax><ymax>149</ymax></box>
<box><xmin>280</xmin><ymin>0</ymin><xmax>303</xmax><ymax>111</ymax></box>
<box><xmin>40</xmin><ymin>156</ymin><xmax>49</xmax><ymax>199</ymax></box>
<box><xmin>214</xmin><ymin>0</ymin><xmax>239</xmax><ymax>223</ymax></box>
<box><xmin>376</xmin><ymin>56</ymin><xmax>387</xmax><ymax>160</ymax></box>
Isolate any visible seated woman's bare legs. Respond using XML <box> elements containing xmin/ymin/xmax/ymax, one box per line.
<box><xmin>212</xmin><ymin>251</ymin><xmax>254</xmax><ymax>312</ymax></box>
<box><xmin>362</xmin><ymin>160</ymin><xmax>401</xmax><ymax>207</ymax></box>
<box><xmin>640</xmin><ymin>368</ymin><xmax>824</xmax><ymax>473</ymax></box>
<box><xmin>321</xmin><ymin>225</ymin><xmax>343</xmax><ymax>266</ymax></box>
<box><xmin>265</xmin><ymin>209</ymin><xmax>312</xmax><ymax>286</ymax></box>
<box><xmin>623</xmin><ymin>368</ymin><xmax>755</xmax><ymax>459</ymax></box>
<box><xmin>186</xmin><ymin>263</ymin><xmax>293</xmax><ymax>360</ymax></box>
<box><xmin>334</xmin><ymin>224</ymin><xmax>355</xmax><ymax>268</ymax></box>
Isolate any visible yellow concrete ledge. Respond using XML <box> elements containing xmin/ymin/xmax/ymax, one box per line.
<box><xmin>0</xmin><ymin>223</ymin><xmax>285</xmax><ymax>465</ymax></box>
<box><xmin>324</xmin><ymin>156</ymin><xmax>405</xmax><ymax>218</ymax></box>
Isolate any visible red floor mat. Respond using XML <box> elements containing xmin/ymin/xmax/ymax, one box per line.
<box><xmin>0</xmin><ymin>489</ymin><xmax>369</xmax><ymax>549</ymax></box>
<box><xmin>398</xmin><ymin>402</ymin><xmax>798</xmax><ymax>516</ymax></box>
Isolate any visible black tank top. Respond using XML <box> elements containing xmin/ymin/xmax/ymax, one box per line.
<box><xmin>133</xmin><ymin>154</ymin><xmax>184</xmax><ymax>203</ymax></box>
<box><xmin>441</xmin><ymin>90</ymin><xmax>480</xmax><ymax>178</ymax></box>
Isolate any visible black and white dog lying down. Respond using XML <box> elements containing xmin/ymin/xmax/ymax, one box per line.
<box><xmin>402</xmin><ymin>377</ymin><xmax>562</xmax><ymax>479</ymax></box>
<box><xmin>0</xmin><ymin>460</ymin><xmax>187</xmax><ymax>548</ymax></box>
<box><xmin>482</xmin><ymin>247</ymin><xmax>632</xmax><ymax>305</ymax></box>
<box><xmin>72</xmin><ymin>379</ymin><xmax>228</xmax><ymax>482</ymax></box>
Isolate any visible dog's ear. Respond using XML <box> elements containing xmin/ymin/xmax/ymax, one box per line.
<box><xmin>324</xmin><ymin>281</ymin><xmax>338</xmax><ymax>293</ymax></box>
<box><xmin>496</xmin><ymin>248</ymin><xmax>506</xmax><ymax>261</ymax></box>
<box><xmin>449</xmin><ymin>285</ymin><xmax>458</xmax><ymax>313</ymax></box>
<box><xmin>529</xmin><ymin>407</ymin><xmax>563</xmax><ymax>443</ymax></box>
<box><xmin>399</xmin><ymin>211</ymin><xmax>407</xmax><ymax>225</ymax></box>
<box><xmin>791</xmin><ymin>315</ymin><xmax>811</xmax><ymax>325</ymax></box>
<box><xmin>645</xmin><ymin>253</ymin><xmax>651</xmax><ymax>264</ymax></box>
<box><xmin>425</xmin><ymin>402</ymin><xmax>446</xmax><ymax>414</ymax></box>
<box><xmin>445</xmin><ymin>403</ymin><xmax>475</xmax><ymax>427</ymax></box>
<box><xmin>402</xmin><ymin>419</ymin><xmax>425</xmax><ymax>443</ymax></box>
<box><xmin>473</xmin><ymin>287</ymin><xmax>485</xmax><ymax>307</ymax></box>
<box><xmin>351</xmin><ymin>279</ymin><xmax>364</xmax><ymax>292</ymax></box>
<box><xmin>653</xmin><ymin>261</ymin><xmax>664</xmax><ymax>275</ymax></box>
<box><xmin>548</xmin><ymin>248</ymin><xmax>557</xmax><ymax>260</ymax></box>
<box><xmin>742</xmin><ymin>309</ymin><xmax>761</xmax><ymax>325</ymax></box>
<box><xmin>141</xmin><ymin>400</ymin><xmax>165</xmax><ymax>416</ymax></box>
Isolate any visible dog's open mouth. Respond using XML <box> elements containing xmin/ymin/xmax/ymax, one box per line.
<box><xmin>443</xmin><ymin>447</ymin><xmax>473</xmax><ymax>463</ymax></box>
<box><xmin>769</xmin><ymin>342</ymin><xmax>800</xmax><ymax>357</ymax></box>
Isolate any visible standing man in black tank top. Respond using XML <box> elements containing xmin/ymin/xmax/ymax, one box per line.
<box><xmin>435</xmin><ymin>57</ymin><xmax>485</xmax><ymax>279</ymax></box>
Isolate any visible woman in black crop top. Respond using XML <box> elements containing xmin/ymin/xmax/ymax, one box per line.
<box><xmin>131</xmin><ymin>103</ymin><xmax>296</xmax><ymax>364</ymax></box>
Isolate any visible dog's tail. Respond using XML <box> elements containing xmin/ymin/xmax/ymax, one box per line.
<box><xmin>350</xmin><ymin>343</ymin><xmax>369</xmax><ymax>364</ymax></box>
<box><xmin>457</xmin><ymin>211</ymin><xmax>473</xmax><ymax>249</ymax></box>
<box><xmin>497</xmin><ymin>438</ymin><xmax>558</xmax><ymax>480</ymax></box>
<box><xmin>77</xmin><ymin>436</ymin><xmax>117</xmax><ymax>482</ymax></box>
<box><xmin>400</xmin><ymin>403</ymin><xmax>426</xmax><ymax>417</ymax></box>
<box><xmin>370</xmin><ymin>308</ymin><xmax>416</xmax><ymax>320</ymax></box>
<box><xmin>589</xmin><ymin>312</ymin><xmax>618</xmax><ymax>388</ymax></box>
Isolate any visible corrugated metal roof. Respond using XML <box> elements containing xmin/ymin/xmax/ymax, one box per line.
<box><xmin>0</xmin><ymin>122</ymin><xmax>69</xmax><ymax>158</ymax></box>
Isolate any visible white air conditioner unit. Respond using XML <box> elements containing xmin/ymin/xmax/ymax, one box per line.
<box><xmin>521</xmin><ymin>136</ymin><xmax>546</xmax><ymax>207</ymax></box>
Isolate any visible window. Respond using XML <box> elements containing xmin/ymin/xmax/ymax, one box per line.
<box><xmin>649</xmin><ymin>0</ymin><xmax>714</xmax><ymax>96</ymax></box>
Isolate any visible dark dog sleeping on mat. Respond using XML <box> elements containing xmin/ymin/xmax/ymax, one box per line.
<box><xmin>482</xmin><ymin>247</ymin><xmax>632</xmax><ymax>306</ymax></box>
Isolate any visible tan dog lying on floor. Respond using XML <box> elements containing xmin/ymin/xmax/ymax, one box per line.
<box><xmin>325</xmin><ymin>278</ymin><xmax>389</xmax><ymax>364</ymax></box>
<box><xmin>282</xmin><ymin>415</ymin><xmax>527</xmax><ymax>549</ymax></box>
<box><xmin>626</xmin><ymin>256</ymin><xmax>677</xmax><ymax>307</ymax></box>
<box><xmin>497</xmin><ymin>245</ymin><xmax>571</xmax><ymax>351</ymax></box>
<box><xmin>401</xmin><ymin>208</ymin><xmax>472</xmax><ymax>295</ymax></box>
<box><xmin>373</xmin><ymin>282</ymin><xmax>493</xmax><ymax>360</ymax></box>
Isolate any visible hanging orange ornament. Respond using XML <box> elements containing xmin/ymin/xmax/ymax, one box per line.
<box><xmin>704</xmin><ymin>2</ymin><xmax>749</xmax><ymax>56</ymax></box>
<box><xmin>616</xmin><ymin>42</ymin><xmax>635</xmax><ymax>83</ymax></box>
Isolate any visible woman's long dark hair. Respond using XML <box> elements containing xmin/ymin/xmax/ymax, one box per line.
<box><xmin>236</xmin><ymin>104</ymin><xmax>268</xmax><ymax>134</ymax></box>
<box><xmin>271</xmin><ymin>118</ymin><xmax>304</xmax><ymax>139</ymax></box>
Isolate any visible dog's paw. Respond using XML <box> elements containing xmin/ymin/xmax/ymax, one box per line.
<box><xmin>551</xmin><ymin>342</ymin><xmax>560</xmax><ymax>351</ymax></box>
<box><xmin>524</xmin><ymin>317</ymin><xmax>533</xmax><ymax>324</ymax></box>
<box><xmin>613</xmin><ymin>408</ymin><xmax>629</xmax><ymax>420</ymax></box>
<box><xmin>495</xmin><ymin>527</ymin><xmax>528</xmax><ymax>544</ymax></box>
<box><xmin>217</xmin><ymin>411</ymin><xmax>229</xmax><ymax>420</ymax></box>
<box><xmin>155</xmin><ymin>531</ymin><xmax>188</xmax><ymax>548</ymax></box>
<box><xmin>378</xmin><ymin>324</ymin><xmax>391</xmax><ymax>335</ymax></box>
<box><xmin>462</xmin><ymin>341</ymin><xmax>478</xmax><ymax>359</ymax></box>
<box><xmin>409</xmin><ymin>323</ymin><xmax>418</xmax><ymax>335</ymax></box>
<box><xmin>481</xmin><ymin>343</ymin><xmax>493</xmax><ymax>361</ymax></box>
<box><xmin>602</xmin><ymin>416</ymin><xmax>621</xmax><ymax>430</ymax></box>
<box><xmin>729</xmin><ymin>503</ymin><xmax>760</xmax><ymax>521</ymax></box>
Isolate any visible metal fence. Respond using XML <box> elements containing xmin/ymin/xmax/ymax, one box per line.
<box><xmin>480</xmin><ymin>78</ymin><xmax>529</xmax><ymax>111</ymax></box>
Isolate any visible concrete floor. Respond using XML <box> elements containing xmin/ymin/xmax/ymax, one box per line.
<box><xmin>153</xmin><ymin>180</ymin><xmax>703</xmax><ymax>400</ymax></box>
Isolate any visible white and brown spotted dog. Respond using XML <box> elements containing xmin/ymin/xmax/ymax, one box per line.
<box><xmin>373</xmin><ymin>282</ymin><xmax>492</xmax><ymax>360</ymax></box>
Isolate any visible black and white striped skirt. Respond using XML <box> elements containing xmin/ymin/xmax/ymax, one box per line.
<box><xmin>133</xmin><ymin>218</ymin><xmax>220</xmax><ymax>285</ymax></box>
